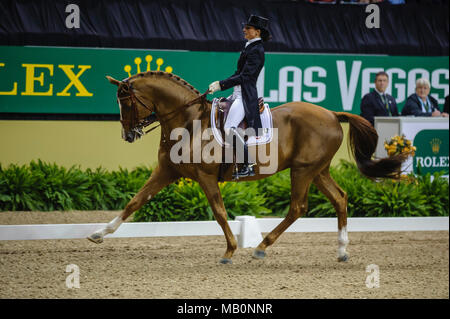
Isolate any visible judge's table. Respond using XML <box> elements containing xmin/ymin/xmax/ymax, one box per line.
<box><xmin>374</xmin><ymin>116</ymin><xmax>449</xmax><ymax>177</ymax></box>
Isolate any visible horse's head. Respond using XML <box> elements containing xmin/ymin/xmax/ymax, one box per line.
<box><xmin>106</xmin><ymin>75</ymin><xmax>156</xmax><ymax>143</ymax></box>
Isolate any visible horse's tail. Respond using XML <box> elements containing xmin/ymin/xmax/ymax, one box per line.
<box><xmin>334</xmin><ymin>112</ymin><xmax>407</xmax><ymax>179</ymax></box>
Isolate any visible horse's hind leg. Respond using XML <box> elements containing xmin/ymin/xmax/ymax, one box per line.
<box><xmin>313</xmin><ymin>167</ymin><xmax>349</xmax><ymax>262</ymax></box>
<box><xmin>87</xmin><ymin>165</ymin><xmax>179</xmax><ymax>244</ymax></box>
<box><xmin>253</xmin><ymin>167</ymin><xmax>313</xmax><ymax>259</ymax></box>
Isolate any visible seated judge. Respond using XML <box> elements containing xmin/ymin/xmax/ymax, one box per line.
<box><xmin>360</xmin><ymin>71</ymin><xmax>399</xmax><ymax>127</ymax></box>
<box><xmin>401</xmin><ymin>78</ymin><xmax>447</xmax><ymax>117</ymax></box>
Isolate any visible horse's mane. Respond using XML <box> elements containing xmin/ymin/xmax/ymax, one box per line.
<box><xmin>128</xmin><ymin>71</ymin><xmax>201</xmax><ymax>96</ymax></box>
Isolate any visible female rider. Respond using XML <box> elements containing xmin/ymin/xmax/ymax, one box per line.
<box><xmin>209</xmin><ymin>15</ymin><xmax>271</xmax><ymax>178</ymax></box>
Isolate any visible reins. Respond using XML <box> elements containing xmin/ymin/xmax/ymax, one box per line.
<box><xmin>118</xmin><ymin>79</ymin><xmax>209</xmax><ymax>136</ymax></box>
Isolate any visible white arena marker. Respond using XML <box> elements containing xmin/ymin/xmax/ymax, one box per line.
<box><xmin>235</xmin><ymin>216</ymin><xmax>263</xmax><ymax>248</ymax></box>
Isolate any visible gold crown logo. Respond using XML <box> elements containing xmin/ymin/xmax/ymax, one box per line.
<box><xmin>124</xmin><ymin>54</ymin><xmax>173</xmax><ymax>77</ymax></box>
<box><xmin>430</xmin><ymin>138</ymin><xmax>441</xmax><ymax>154</ymax></box>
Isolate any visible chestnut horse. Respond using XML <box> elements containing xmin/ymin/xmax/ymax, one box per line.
<box><xmin>87</xmin><ymin>71</ymin><xmax>406</xmax><ymax>264</ymax></box>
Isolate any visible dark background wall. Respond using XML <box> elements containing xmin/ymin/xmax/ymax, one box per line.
<box><xmin>0</xmin><ymin>0</ymin><xmax>448</xmax><ymax>56</ymax></box>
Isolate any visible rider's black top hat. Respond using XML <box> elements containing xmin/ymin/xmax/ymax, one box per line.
<box><xmin>243</xmin><ymin>15</ymin><xmax>269</xmax><ymax>31</ymax></box>
<box><xmin>242</xmin><ymin>15</ymin><xmax>271</xmax><ymax>42</ymax></box>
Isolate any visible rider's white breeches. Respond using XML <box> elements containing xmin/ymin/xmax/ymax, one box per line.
<box><xmin>224</xmin><ymin>98</ymin><xmax>246</xmax><ymax>131</ymax></box>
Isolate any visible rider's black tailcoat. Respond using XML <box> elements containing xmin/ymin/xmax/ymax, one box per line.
<box><xmin>219</xmin><ymin>40</ymin><xmax>264</xmax><ymax>135</ymax></box>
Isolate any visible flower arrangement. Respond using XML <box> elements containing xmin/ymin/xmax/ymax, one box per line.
<box><xmin>384</xmin><ymin>134</ymin><xmax>416</xmax><ymax>157</ymax></box>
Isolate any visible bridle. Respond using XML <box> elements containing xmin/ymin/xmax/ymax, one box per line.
<box><xmin>117</xmin><ymin>79</ymin><xmax>209</xmax><ymax>138</ymax></box>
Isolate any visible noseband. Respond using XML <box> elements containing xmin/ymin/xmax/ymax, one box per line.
<box><xmin>117</xmin><ymin>79</ymin><xmax>209</xmax><ymax>137</ymax></box>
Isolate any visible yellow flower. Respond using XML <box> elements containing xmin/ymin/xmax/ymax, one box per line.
<box><xmin>219</xmin><ymin>181</ymin><xmax>227</xmax><ymax>188</ymax></box>
<box><xmin>388</xmin><ymin>145</ymin><xmax>397</xmax><ymax>151</ymax></box>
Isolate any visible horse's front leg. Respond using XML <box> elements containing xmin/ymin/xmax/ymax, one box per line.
<box><xmin>87</xmin><ymin>165</ymin><xmax>179</xmax><ymax>244</ymax></box>
<box><xmin>197</xmin><ymin>172</ymin><xmax>237</xmax><ymax>264</ymax></box>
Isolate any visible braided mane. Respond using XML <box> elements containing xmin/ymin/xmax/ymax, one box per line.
<box><xmin>128</xmin><ymin>71</ymin><xmax>201</xmax><ymax>95</ymax></box>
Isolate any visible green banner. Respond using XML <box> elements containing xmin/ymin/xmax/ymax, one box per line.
<box><xmin>0</xmin><ymin>46</ymin><xmax>448</xmax><ymax>114</ymax></box>
<box><xmin>413</xmin><ymin>129</ymin><xmax>449</xmax><ymax>175</ymax></box>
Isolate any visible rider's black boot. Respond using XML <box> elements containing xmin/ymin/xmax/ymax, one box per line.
<box><xmin>228</xmin><ymin>128</ymin><xmax>256</xmax><ymax>179</ymax></box>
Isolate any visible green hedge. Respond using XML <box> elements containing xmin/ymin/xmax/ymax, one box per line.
<box><xmin>307</xmin><ymin>161</ymin><xmax>449</xmax><ymax>217</ymax></box>
<box><xmin>0</xmin><ymin>160</ymin><xmax>448</xmax><ymax>220</ymax></box>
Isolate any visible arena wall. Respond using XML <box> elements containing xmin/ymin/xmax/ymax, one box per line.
<box><xmin>0</xmin><ymin>121</ymin><xmax>352</xmax><ymax>170</ymax></box>
<box><xmin>0</xmin><ymin>121</ymin><xmax>161</xmax><ymax>170</ymax></box>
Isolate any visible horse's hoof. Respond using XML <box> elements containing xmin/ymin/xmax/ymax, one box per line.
<box><xmin>87</xmin><ymin>232</ymin><xmax>104</xmax><ymax>244</ymax></box>
<box><xmin>338</xmin><ymin>254</ymin><xmax>349</xmax><ymax>262</ymax></box>
<box><xmin>252</xmin><ymin>249</ymin><xmax>266</xmax><ymax>259</ymax></box>
<box><xmin>220</xmin><ymin>258</ymin><xmax>233</xmax><ymax>265</ymax></box>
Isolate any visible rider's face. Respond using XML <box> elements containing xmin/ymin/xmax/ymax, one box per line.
<box><xmin>243</xmin><ymin>25</ymin><xmax>260</xmax><ymax>40</ymax></box>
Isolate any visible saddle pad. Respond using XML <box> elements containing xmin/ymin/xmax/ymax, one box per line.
<box><xmin>211</xmin><ymin>98</ymin><xmax>274</xmax><ymax>146</ymax></box>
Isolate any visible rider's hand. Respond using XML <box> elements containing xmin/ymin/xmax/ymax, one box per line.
<box><xmin>208</xmin><ymin>81</ymin><xmax>221</xmax><ymax>94</ymax></box>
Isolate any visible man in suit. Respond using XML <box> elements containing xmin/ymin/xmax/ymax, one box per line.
<box><xmin>401</xmin><ymin>78</ymin><xmax>447</xmax><ymax>117</ymax></box>
<box><xmin>208</xmin><ymin>15</ymin><xmax>270</xmax><ymax>178</ymax></box>
<box><xmin>360</xmin><ymin>71</ymin><xmax>399</xmax><ymax>127</ymax></box>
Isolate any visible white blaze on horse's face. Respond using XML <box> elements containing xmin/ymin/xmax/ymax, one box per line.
<box><xmin>117</xmin><ymin>97</ymin><xmax>126</xmax><ymax>140</ymax></box>
<box><xmin>117</xmin><ymin>87</ymin><xmax>138</xmax><ymax>143</ymax></box>
<box><xmin>117</xmin><ymin>98</ymin><xmax>131</xmax><ymax>140</ymax></box>
<box><xmin>118</xmin><ymin>97</ymin><xmax>123</xmax><ymax>119</ymax></box>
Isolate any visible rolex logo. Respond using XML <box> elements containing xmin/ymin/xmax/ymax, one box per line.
<box><xmin>430</xmin><ymin>138</ymin><xmax>441</xmax><ymax>154</ymax></box>
<box><xmin>124</xmin><ymin>55</ymin><xmax>173</xmax><ymax>77</ymax></box>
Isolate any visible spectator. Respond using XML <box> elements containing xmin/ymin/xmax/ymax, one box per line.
<box><xmin>401</xmin><ymin>78</ymin><xmax>447</xmax><ymax>117</ymax></box>
<box><xmin>360</xmin><ymin>71</ymin><xmax>399</xmax><ymax>126</ymax></box>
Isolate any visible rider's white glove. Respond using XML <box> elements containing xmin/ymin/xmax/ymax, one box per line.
<box><xmin>208</xmin><ymin>81</ymin><xmax>221</xmax><ymax>94</ymax></box>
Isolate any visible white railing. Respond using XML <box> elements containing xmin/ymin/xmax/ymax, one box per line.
<box><xmin>0</xmin><ymin>216</ymin><xmax>448</xmax><ymax>248</ymax></box>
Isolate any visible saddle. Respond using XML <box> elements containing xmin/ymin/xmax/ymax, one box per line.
<box><xmin>216</xmin><ymin>97</ymin><xmax>265</xmax><ymax>132</ymax></box>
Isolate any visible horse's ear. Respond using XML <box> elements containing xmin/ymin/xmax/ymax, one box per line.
<box><xmin>106</xmin><ymin>75</ymin><xmax>121</xmax><ymax>86</ymax></box>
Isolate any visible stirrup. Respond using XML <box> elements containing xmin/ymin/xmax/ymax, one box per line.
<box><xmin>233</xmin><ymin>164</ymin><xmax>256</xmax><ymax>179</ymax></box>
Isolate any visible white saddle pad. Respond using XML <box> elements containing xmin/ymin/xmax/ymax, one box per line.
<box><xmin>210</xmin><ymin>98</ymin><xmax>274</xmax><ymax>146</ymax></box>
